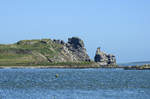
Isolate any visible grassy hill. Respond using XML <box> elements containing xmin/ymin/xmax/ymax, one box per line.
<box><xmin>0</xmin><ymin>38</ymin><xmax>97</xmax><ymax>67</ymax></box>
<box><xmin>0</xmin><ymin>39</ymin><xmax>60</xmax><ymax>66</ymax></box>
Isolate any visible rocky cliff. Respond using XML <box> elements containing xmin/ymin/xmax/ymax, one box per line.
<box><xmin>94</xmin><ymin>47</ymin><xmax>116</xmax><ymax>66</ymax></box>
<box><xmin>52</xmin><ymin>37</ymin><xmax>91</xmax><ymax>62</ymax></box>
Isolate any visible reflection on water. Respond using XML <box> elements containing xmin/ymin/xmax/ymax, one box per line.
<box><xmin>0</xmin><ymin>68</ymin><xmax>150</xmax><ymax>99</ymax></box>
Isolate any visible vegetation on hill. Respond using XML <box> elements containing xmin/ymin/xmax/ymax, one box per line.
<box><xmin>0</xmin><ymin>39</ymin><xmax>57</xmax><ymax>65</ymax></box>
<box><xmin>0</xmin><ymin>38</ymin><xmax>96</xmax><ymax>67</ymax></box>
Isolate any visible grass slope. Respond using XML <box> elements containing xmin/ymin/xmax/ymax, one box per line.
<box><xmin>0</xmin><ymin>39</ymin><xmax>62</xmax><ymax>66</ymax></box>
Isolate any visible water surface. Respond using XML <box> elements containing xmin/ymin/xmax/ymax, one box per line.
<box><xmin>0</xmin><ymin>68</ymin><xmax>150</xmax><ymax>99</ymax></box>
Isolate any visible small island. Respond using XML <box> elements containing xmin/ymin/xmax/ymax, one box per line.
<box><xmin>0</xmin><ymin>37</ymin><xmax>149</xmax><ymax>70</ymax></box>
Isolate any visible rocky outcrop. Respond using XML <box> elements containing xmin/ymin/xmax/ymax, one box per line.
<box><xmin>52</xmin><ymin>37</ymin><xmax>91</xmax><ymax>62</ymax></box>
<box><xmin>66</xmin><ymin>37</ymin><xmax>90</xmax><ymax>62</ymax></box>
<box><xmin>53</xmin><ymin>39</ymin><xmax>65</xmax><ymax>45</ymax></box>
<box><xmin>13</xmin><ymin>37</ymin><xmax>91</xmax><ymax>64</ymax></box>
<box><xmin>94</xmin><ymin>47</ymin><xmax>116</xmax><ymax>66</ymax></box>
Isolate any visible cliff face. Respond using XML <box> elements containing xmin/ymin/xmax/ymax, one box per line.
<box><xmin>0</xmin><ymin>37</ymin><xmax>90</xmax><ymax>65</ymax></box>
<box><xmin>94</xmin><ymin>48</ymin><xmax>116</xmax><ymax>66</ymax></box>
<box><xmin>52</xmin><ymin>37</ymin><xmax>91</xmax><ymax>62</ymax></box>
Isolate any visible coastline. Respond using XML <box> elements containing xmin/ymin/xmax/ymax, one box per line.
<box><xmin>0</xmin><ymin>65</ymin><xmax>150</xmax><ymax>70</ymax></box>
<box><xmin>0</xmin><ymin>65</ymin><xmax>101</xmax><ymax>69</ymax></box>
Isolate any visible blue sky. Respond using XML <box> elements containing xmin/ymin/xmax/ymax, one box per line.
<box><xmin>0</xmin><ymin>0</ymin><xmax>150</xmax><ymax>63</ymax></box>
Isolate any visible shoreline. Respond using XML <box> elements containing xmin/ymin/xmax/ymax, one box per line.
<box><xmin>0</xmin><ymin>65</ymin><xmax>150</xmax><ymax>70</ymax></box>
<box><xmin>0</xmin><ymin>65</ymin><xmax>101</xmax><ymax>69</ymax></box>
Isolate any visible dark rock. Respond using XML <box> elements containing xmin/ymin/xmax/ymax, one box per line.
<box><xmin>53</xmin><ymin>39</ymin><xmax>56</xmax><ymax>42</ymax></box>
<box><xmin>66</xmin><ymin>37</ymin><xmax>90</xmax><ymax>62</ymax></box>
<box><xmin>60</xmin><ymin>40</ymin><xmax>65</xmax><ymax>45</ymax></box>
<box><xmin>53</xmin><ymin>39</ymin><xmax>65</xmax><ymax>45</ymax></box>
<box><xmin>85</xmin><ymin>59</ymin><xmax>91</xmax><ymax>62</ymax></box>
<box><xmin>68</xmin><ymin>37</ymin><xmax>84</xmax><ymax>49</ymax></box>
<box><xmin>107</xmin><ymin>54</ymin><xmax>116</xmax><ymax>65</ymax></box>
<box><xmin>53</xmin><ymin>39</ymin><xmax>61</xmax><ymax>44</ymax></box>
<box><xmin>94</xmin><ymin>47</ymin><xmax>116</xmax><ymax>65</ymax></box>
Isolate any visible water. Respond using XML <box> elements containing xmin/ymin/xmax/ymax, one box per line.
<box><xmin>0</xmin><ymin>68</ymin><xmax>150</xmax><ymax>99</ymax></box>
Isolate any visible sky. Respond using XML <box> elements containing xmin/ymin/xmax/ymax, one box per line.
<box><xmin>0</xmin><ymin>0</ymin><xmax>150</xmax><ymax>63</ymax></box>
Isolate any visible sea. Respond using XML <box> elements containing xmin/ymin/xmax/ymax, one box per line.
<box><xmin>0</xmin><ymin>66</ymin><xmax>150</xmax><ymax>99</ymax></box>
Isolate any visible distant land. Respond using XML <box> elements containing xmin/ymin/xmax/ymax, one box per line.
<box><xmin>119</xmin><ymin>61</ymin><xmax>150</xmax><ymax>66</ymax></box>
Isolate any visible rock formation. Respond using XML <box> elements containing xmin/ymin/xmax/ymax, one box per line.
<box><xmin>66</xmin><ymin>37</ymin><xmax>90</xmax><ymax>62</ymax></box>
<box><xmin>94</xmin><ymin>47</ymin><xmax>116</xmax><ymax>66</ymax></box>
<box><xmin>53</xmin><ymin>37</ymin><xmax>91</xmax><ymax>62</ymax></box>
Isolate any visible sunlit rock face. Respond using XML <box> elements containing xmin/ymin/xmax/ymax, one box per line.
<box><xmin>52</xmin><ymin>37</ymin><xmax>91</xmax><ymax>62</ymax></box>
<box><xmin>66</xmin><ymin>37</ymin><xmax>91</xmax><ymax>62</ymax></box>
<box><xmin>94</xmin><ymin>47</ymin><xmax>116</xmax><ymax>66</ymax></box>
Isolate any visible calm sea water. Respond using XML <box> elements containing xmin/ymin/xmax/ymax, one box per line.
<box><xmin>0</xmin><ymin>68</ymin><xmax>150</xmax><ymax>99</ymax></box>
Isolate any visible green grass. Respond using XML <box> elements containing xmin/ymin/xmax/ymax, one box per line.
<box><xmin>0</xmin><ymin>39</ymin><xmax>59</xmax><ymax>65</ymax></box>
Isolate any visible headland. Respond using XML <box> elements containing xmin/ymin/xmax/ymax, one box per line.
<box><xmin>0</xmin><ymin>37</ymin><xmax>149</xmax><ymax>70</ymax></box>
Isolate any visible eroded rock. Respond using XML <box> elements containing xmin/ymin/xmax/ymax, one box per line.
<box><xmin>66</xmin><ymin>37</ymin><xmax>90</xmax><ymax>62</ymax></box>
<box><xmin>94</xmin><ymin>47</ymin><xmax>116</xmax><ymax>66</ymax></box>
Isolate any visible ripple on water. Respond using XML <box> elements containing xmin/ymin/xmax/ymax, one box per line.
<box><xmin>0</xmin><ymin>68</ymin><xmax>150</xmax><ymax>99</ymax></box>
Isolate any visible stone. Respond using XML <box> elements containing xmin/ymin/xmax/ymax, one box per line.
<box><xmin>53</xmin><ymin>39</ymin><xmax>65</xmax><ymax>45</ymax></box>
<box><xmin>94</xmin><ymin>47</ymin><xmax>116</xmax><ymax>66</ymax></box>
<box><xmin>53</xmin><ymin>39</ymin><xmax>61</xmax><ymax>44</ymax></box>
<box><xmin>68</xmin><ymin>37</ymin><xmax>84</xmax><ymax>49</ymax></box>
<box><xmin>66</xmin><ymin>37</ymin><xmax>90</xmax><ymax>62</ymax></box>
<box><xmin>60</xmin><ymin>40</ymin><xmax>65</xmax><ymax>45</ymax></box>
